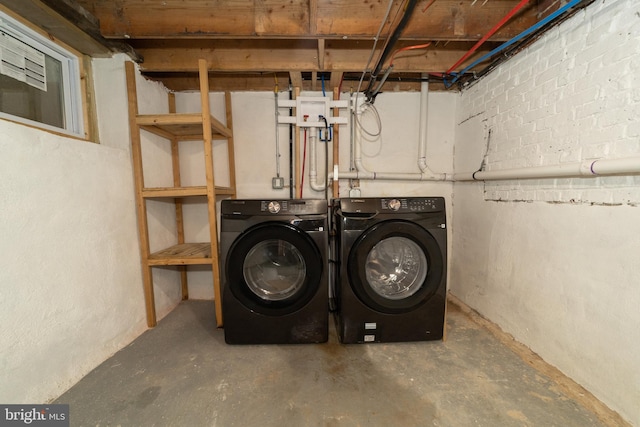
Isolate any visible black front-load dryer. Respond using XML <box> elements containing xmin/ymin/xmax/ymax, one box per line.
<box><xmin>333</xmin><ymin>197</ymin><xmax>447</xmax><ymax>343</ymax></box>
<box><xmin>220</xmin><ymin>199</ymin><xmax>328</xmax><ymax>344</ymax></box>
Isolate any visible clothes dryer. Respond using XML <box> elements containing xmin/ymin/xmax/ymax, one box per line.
<box><xmin>332</xmin><ymin>197</ymin><xmax>447</xmax><ymax>343</ymax></box>
<box><xmin>220</xmin><ymin>199</ymin><xmax>329</xmax><ymax>344</ymax></box>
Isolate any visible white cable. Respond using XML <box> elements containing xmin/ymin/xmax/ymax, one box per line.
<box><xmin>356</xmin><ymin>101</ymin><xmax>382</xmax><ymax>138</ymax></box>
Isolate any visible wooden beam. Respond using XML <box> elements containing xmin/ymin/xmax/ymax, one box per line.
<box><xmin>1</xmin><ymin>0</ymin><xmax>142</xmax><ymax>61</ymax></box>
<box><xmin>73</xmin><ymin>0</ymin><xmax>538</xmax><ymax>41</ymax></box>
<box><xmin>0</xmin><ymin>1</ymin><xmax>111</xmax><ymax>57</ymax></box>
<box><xmin>329</xmin><ymin>72</ymin><xmax>343</xmax><ymax>92</ymax></box>
<box><xmin>143</xmin><ymin>72</ymin><xmax>448</xmax><ymax>93</ymax></box>
<box><xmin>132</xmin><ymin>39</ymin><xmax>319</xmax><ymax>72</ymax></box>
<box><xmin>317</xmin><ymin>38</ymin><xmax>325</xmax><ymax>71</ymax></box>
<box><xmin>132</xmin><ymin>39</ymin><xmax>498</xmax><ymax>73</ymax></box>
<box><xmin>309</xmin><ymin>0</ymin><xmax>318</xmax><ymax>35</ymax></box>
<box><xmin>289</xmin><ymin>72</ymin><xmax>303</xmax><ymax>89</ymax></box>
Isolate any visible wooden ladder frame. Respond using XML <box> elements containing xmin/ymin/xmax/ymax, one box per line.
<box><xmin>125</xmin><ymin>59</ymin><xmax>236</xmax><ymax>328</ymax></box>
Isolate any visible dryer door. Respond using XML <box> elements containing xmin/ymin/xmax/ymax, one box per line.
<box><xmin>348</xmin><ymin>219</ymin><xmax>443</xmax><ymax>314</ymax></box>
<box><xmin>226</xmin><ymin>221</ymin><xmax>323</xmax><ymax>316</ymax></box>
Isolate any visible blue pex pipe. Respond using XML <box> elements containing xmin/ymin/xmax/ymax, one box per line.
<box><xmin>445</xmin><ymin>0</ymin><xmax>585</xmax><ymax>88</ymax></box>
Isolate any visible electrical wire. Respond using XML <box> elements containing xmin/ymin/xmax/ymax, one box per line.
<box><xmin>458</xmin><ymin>0</ymin><xmax>594</xmax><ymax>88</ymax></box>
<box><xmin>445</xmin><ymin>0</ymin><xmax>531</xmax><ymax>74</ymax></box>
<box><xmin>356</xmin><ymin>102</ymin><xmax>382</xmax><ymax>138</ymax></box>
<box><xmin>351</xmin><ymin>0</ymin><xmax>395</xmax><ymax>154</ymax></box>
<box><xmin>444</xmin><ymin>0</ymin><xmax>586</xmax><ymax>88</ymax></box>
<box><xmin>389</xmin><ymin>42</ymin><xmax>432</xmax><ymax>66</ymax></box>
<box><xmin>421</xmin><ymin>0</ymin><xmax>436</xmax><ymax>13</ymax></box>
<box><xmin>354</xmin><ymin>0</ymin><xmax>396</xmax><ymax>102</ymax></box>
<box><xmin>365</xmin><ymin>0</ymin><xmax>419</xmax><ymax>100</ymax></box>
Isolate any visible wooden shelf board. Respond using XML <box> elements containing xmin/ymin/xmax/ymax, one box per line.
<box><xmin>142</xmin><ymin>186</ymin><xmax>208</xmax><ymax>198</ymax></box>
<box><xmin>148</xmin><ymin>243</ymin><xmax>213</xmax><ymax>265</ymax></box>
<box><xmin>215</xmin><ymin>186</ymin><xmax>236</xmax><ymax>195</ymax></box>
<box><xmin>137</xmin><ymin>113</ymin><xmax>232</xmax><ymax>138</ymax></box>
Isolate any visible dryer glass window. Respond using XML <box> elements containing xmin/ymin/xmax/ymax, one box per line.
<box><xmin>243</xmin><ymin>239</ymin><xmax>306</xmax><ymax>301</ymax></box>
<box><xmin>365</xmin><ymin>237</ymin><xmax>427</xmax><ymax>300</ymax></box>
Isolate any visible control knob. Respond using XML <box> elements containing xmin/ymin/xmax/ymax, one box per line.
<box><xmin>387</xmin><ymin>199</ymin><xmax>401</xmax><ymax>211</ymax></box>
<box><xmin>267</xmin><ymin>201</ymin><xmax>281</xmax><ymax>213</ymax></box>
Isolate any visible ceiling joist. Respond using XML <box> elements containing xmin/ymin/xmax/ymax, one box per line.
<box><xmin>2</xmin><ymin>0</ymin><xmax>565</xmax><ymax>91</ymax></box>
<box><xmin>75</xmin><ymin>0</ymin><xmax>538</xmax><ymax>41</ymax></box>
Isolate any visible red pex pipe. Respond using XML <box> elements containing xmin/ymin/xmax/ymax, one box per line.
<box><xmin>445</xmin><ymin>0</ymin><xmax>531</xmax><ymax>74</ymax></box>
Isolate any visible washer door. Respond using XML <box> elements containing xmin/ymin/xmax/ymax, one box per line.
<box><xmin>226</xmin><ymin>222</ymin><xmax>323</xmax><ymax>316</ymax></box>
<box><xmin>347</xmin><ymin>219</ymin><xmax>443</xmax><ymax>314</ymax></box>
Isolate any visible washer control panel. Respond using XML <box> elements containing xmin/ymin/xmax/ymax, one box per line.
<box><xmin>380</xmin><ymin>197</ymin><xmax>444</xmax><ymax>213</ymax></box>
<box><xmin>339</xmin><ymin>197</ymin><xmax>444</xmax><ymax>214</ymax></box>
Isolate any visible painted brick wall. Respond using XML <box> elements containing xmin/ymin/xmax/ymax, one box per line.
<box><xmin>459</xmin><ymin>0</ymin><xmax>640</xmax><ymax>205</ymax></box>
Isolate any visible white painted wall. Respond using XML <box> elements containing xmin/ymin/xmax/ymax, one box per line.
<box><xmin>0</xmin><ymin>54</ymin><xmax>185</xmax><ymax>403</ymax></box>
<box><xmin>0</xmin><ymin>56</ymin><xmax>128</xmax><ymax>402</ymax></box>
<box><xmin>451</xmin><ymin>0</ymin><xmax>640</xmax><ymax>424</ymax></box>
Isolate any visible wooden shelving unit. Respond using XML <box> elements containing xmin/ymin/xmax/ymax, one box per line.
<box><xmin>125</xmin><ymin>59</ymin><xmax>236</xmax><ymax>328</ymax></box>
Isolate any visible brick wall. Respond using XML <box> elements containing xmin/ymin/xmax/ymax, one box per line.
<box><xmin>459</xmin><ymin>0</ymin><xmax>640</xmax><ymax>205</ymax></box>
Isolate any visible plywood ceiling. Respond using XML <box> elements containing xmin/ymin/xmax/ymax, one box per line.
<box><xmin>3</xmin><ymin>0</ymin><xmax>569</xmax><ymax>92</ymax></box>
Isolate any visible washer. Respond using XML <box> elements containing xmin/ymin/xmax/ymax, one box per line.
<box><xmin>220</xmin><ymin>199</ymin><xmax>329</xmax><ymax>344</ymax></box>
<box><xmin>332</xmin><ymin>197</ymin><xmax>447</xmax><ymax>343</ymax></box>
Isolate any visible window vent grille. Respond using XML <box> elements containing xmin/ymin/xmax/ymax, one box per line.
<box><xmin>0</xmin><ymin>30</ymin><xmax>46</xmax><ymax>91</ymax></box>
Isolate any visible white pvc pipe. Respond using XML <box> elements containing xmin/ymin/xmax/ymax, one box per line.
<box><xmin>417</xmin><ymin>77</ymin><xmax>429</xmax><ymax>173</ymax></box>
<box><xmin>332</xmin><ymin>84</ymin><xmax>449</xmax><ymax>182</ymax></box>
<box><xmin>324</xmin><ymin>86</ymin><xmax>640</xmax><ymax>185</ymax></box>
<box><xmin>453</xmin><ymin>157</ymin><xmax>640</xmax><ymax>181</ymax></box>
<box><xmin>308</xmin><ymin>127</ymin><xmax>327</xmax><ymax>191</ymax></box>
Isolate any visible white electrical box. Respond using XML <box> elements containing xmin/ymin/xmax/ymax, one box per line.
<box><xmin>277</xmin><ymin>97</ymin><xmax>348</xmax><ymax>127</ymax></box>
<box><xmin>296</xmin><ymin>97</ymin><xmax>330</xmax><ymax>127</ymax></box>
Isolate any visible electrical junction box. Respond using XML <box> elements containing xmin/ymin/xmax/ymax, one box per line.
<box><xmin>272</xmin><ymin>177</ymin><xmax>285</xmax><ymax>189</ymax></box>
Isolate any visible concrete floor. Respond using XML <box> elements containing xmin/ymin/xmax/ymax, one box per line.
<box><xmin>55</xmin><ymin>300</ymin><xmax>609</xmax><ymax>427</ymax></box>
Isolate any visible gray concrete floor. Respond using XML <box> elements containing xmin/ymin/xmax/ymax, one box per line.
<box><xmin>55</xmin><ymin>300</ymin><xmax>607</xmax><ymax>427</ymax></box>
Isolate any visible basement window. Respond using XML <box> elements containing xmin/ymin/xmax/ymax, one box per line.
<box><xmin>0</xmin><ymin>10</ymin><xmax>84</xmax><ymax>137</ymax></box>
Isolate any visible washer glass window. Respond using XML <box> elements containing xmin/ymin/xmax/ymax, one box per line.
<box><xmin>243</xmin><ymin>239</ymin><xmax>306</xmax><ymax>301</ymax></box>
<box><xmin>365</xmin><ymin>236</ymin><xmax>427</xmax><ymax>300</ymax></box>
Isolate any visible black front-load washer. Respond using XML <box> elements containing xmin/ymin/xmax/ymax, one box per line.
<box><xmin>220</xmin><ymin>199</ymin><xmax>328</xmax><ymax>344</ymax></box>
<box><xmin>332</xmin><ymin>197</ymin><xmax>447</xmax><ymax>343</ymax></box>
